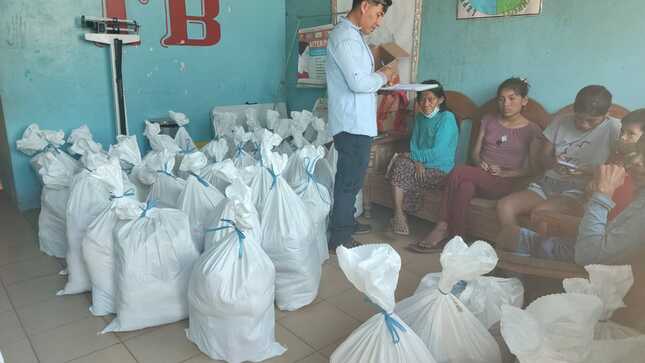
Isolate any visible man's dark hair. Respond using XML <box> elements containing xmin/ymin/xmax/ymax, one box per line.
<box><xmin>574</xmin><ymin>85</ymin><xmax>612</xmax><ymax>116</ymax></box>
<box><xmin>352</xmin><ymin>0</ymin><xmax>392</xmax><ymax>13</ymax></box>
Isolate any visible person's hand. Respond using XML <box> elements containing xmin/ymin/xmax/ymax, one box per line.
<box><xmin>379</xmin><ymin>66</ymin><xmax>398</xmax><ymax>86</ymax></box>
<box><xmin>488</xmin><ymin>164</ymin><xmax>502</xmax><ymax>176</ymax></box>
<box><xmin>589</xmin><ymin>164</ymin><xmax>626</xmax><ymax>197</ymax></box>
<box><xmin>480</xmin><ymin>160</ymin><xmax>490</xmax><ymax>172</ymax></box>
<box><xmin>414</xmin><ymin>162</ymin><xmax>426</xmax><ymax>183</ymax></box>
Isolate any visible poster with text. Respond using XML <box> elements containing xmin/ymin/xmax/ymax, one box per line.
<box><xmin>297</xmin><ymin>24</ymin><xmax>334</xmax><ymax>88</ymax></box>
<box><xmin>457</xmin><ymin>0</ymin><xmax>543</xmax><ymax>19</ymax></box>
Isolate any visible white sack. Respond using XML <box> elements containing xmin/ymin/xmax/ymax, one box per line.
<box><xmin>102</xmin><ymin>204</ymin><xmax>199</xmax><ymax>333</ymax></box>
<box><xmin>501</xmin><ymin>293</ymin><xmax>603</xmax><ymax>363</ymax></box>
<box><xmin>395</xmin><ymin>237</ymin><xmax>502</xmax><ymax>363</ymax></box>
<box><xmin>186</xmin><ymin>197</ymin><xmax>285</xmax><ymax>363</ymax></box>
<box><xmin>331</xmin><ymin>244</ymin><xmax>437</xmax><ymax>363</ymax></box>
<box><xmin>563</xmin><ymin>264</ymin><xmax>640</xmax><ymax>340</ymax></box>
<box><xmin>141</xmin><ymin>150</ymin><xmax>186</xmax><ymax>209</ymax></box>
<box><xmin>260</xmin><ymin>150</ymin><xmax>321</xmax><ymax>311</ymax></box>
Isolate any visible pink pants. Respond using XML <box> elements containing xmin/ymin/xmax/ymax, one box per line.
<box><xmin>440</xmin><ymin>165</ymin><xmax>514</xmax><ymax>237</ymax></box>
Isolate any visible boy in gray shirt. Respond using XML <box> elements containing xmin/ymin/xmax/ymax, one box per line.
<box><xmin>498</xmin><ymin>85</ymin><xmax>621</xmax><ymax>227</ymax></box>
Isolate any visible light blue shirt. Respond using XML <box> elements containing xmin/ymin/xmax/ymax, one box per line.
<box><xmin>326</xmin><ymin>17</ymin><xmax>387</xmax><ymax>137</ymax></box>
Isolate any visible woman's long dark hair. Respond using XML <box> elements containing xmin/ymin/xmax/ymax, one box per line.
<box><xmin>417</xmin><ymin>79</ymin><xmax>449</xmax><ymax>112</ymax></box>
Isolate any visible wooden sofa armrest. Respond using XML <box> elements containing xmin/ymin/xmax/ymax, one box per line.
<box><xmin>495</xmin><ymin>249</ymin><xmax>586</xmax><ymax>279</ymax></box>
<box><xmin>530</xmin><ymin>210</ymin><xmax>581</xmax><ymax>240</ymax></box>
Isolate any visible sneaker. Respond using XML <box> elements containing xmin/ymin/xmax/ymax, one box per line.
<box><xmin>353</xmin><ymin>222</ymin><xmax>372</xmax><ymax>235</ymax></box>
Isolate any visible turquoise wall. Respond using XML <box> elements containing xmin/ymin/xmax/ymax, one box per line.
<box><xmin>284</xmin><ymin>0</ymin><xmax>331</xmax><ymax>113</ymax></box>
<box><xmin>419</xmin><ymin>0</ymin><xmax>645</xmax><ymax>111</ymax></box>
<box><xmin>0</xmin><ymin>0</ymin><xmax>285</xmax><ymax>210</ymax></box>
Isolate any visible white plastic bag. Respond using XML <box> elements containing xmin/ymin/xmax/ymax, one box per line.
<box><xmin>81</xmin><ymin>158</ymin><xmax>139</xmax><ymax>316</ymax></box>
<box><xmin>59</xmin><ymin>154</ymin><xmax>113</xmax><ymax>296</ymax></box>
<box><xmin>501</xmin><ymin>293</ymin><xmax>603</xmax><ymax>363</ymax></box>
<box><xmin>260</xmin><ymin>150</ymin><xmax>321</xmax><ymax>311</ymax></box>
<box><xmin>177</xmin><ymin>152</ymin><xmax>226</xmax><ymax>252</ymax></box>
<box><xmin>67</xmin><ymin>125</ymin><xmax>104</xmax><ymax>157</ymax></box>
<box><xmin>244</xmin><ymin>108</ymin><xmax>261</xmax><ymax>131</ymax></box>
<box><xmin>311</xmin><ymin>116</ymin><xmax>331</xmax><ymax>146</ymax></box>
<box><xmin>331</xmin><ymin>244</ymin><xmax>437</xmax><ymax>363</ymax></box>
<box><xmin>563</xmin><ymin>265</ymin><xmax>640</xmax><ymax>340</ymax></box>
<box><xmin>249</xmin><ymin>130</ymin><xmax>282</xmax><ymax>213</ymax></box>
<box><xmin>289</xmin><ymin>146</ymin><xmax>331</xmax><ymax>263</ymax></box>
<box><xmin>102</xmin><ymin>204</ymin><xmax>199</xmax><ymax>333</ymax></box>
<box><xmin>588</xmin><ymin>335</ymin><xmax>645</xmax><ymax>363</ymax></box>
<box><xmin>395</xmin><ymin>237</ymin><xmax>502</xmax><ymax>363</ymax></box>
<box><xmin>141</xmin><ymin>150</ymin><xmax>186</xmax><ymax>209</ymax></box>
<box><xmin>144</xmin><ymin>120</ymin><xmax>182</xmax><ymax>154</ymax></box>
<box><xmin>186</xmin><ymin>196</ymin><xmax>285</xmax><ymax>363</ymax></box>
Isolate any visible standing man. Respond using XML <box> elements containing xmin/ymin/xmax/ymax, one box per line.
<box><xmin>326</xmin><ymin>0</ymin><xmax>397</xmax><ymax>252</ymax></box>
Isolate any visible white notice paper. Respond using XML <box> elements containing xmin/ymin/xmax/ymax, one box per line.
<box><xmin>380</xmin><ymin>83</ymin><xmax>439</xmax><ymax>92</ymax></box>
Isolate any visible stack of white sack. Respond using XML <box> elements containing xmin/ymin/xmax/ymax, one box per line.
<box><xmin>244</xmin><ymin>108</ymin><xmax>262</xmax><ymax>132</ymax></box>
<box><xmin>139</xmin><ymin>149</ymin><xmax>186</xmax><ymax>209</ymax></box>
<box><xmin>200</xmin><ymin>138</ymin><xmax>231</xmax><ymax>191</ymax></box>
<box><xmin>501</xmin><ymin>293</ymin><xmax>603</xmax><ymax>363</ymax></box>
<box><xmin>563</xmin><ymin>264</ymin><xmax>641</xmax><ymax>340</ymax></box>
<box><xmin>249</xmin><ymin>130</ymin><xmax>283</xmax><ymax>214</ymax></box>
<box><xmin>177</xmin><ymin>151</ymin><xmax>226</xmax><ymax>252</ymax></box>
<box><xmin>59</xmin><ymin>151</ymin><xmax>112</xmax><ymax>296</ymax></box>
<box><xmin>16</xmin><ymin>124</ymin><xmax>79</xmax><ymax>258</ymax></box>
<box><xmin>102</xmin><ymin>202</ymin><xmax>199</xmax><ymax>333</ymax></box>
<box><xmin>331</xmin><ymin>244</ymin><xmax>437</xmax><ymax>363</ymax></box>
<box><xmin>108</xmin><ymin>135</ymin><xmax>148</xmax><ymax>202</ymax></box>
<box><xmin>395</xmin><ymin>237</ymin><xmax>502</xmax><ymax>363</ymax></box>
<box><xmin>186</xmin><ymin>183</ymin><xmax>286</xmax><ymax>363</ymax></box>
<box><xmin>67</xmin><ymin>125</ymin><xmax>104</xmax><ymax>158</ymax></box>
<box><xmin>287</xmin><ymin>145</ymin><xmax>331</xmax><ymax>264</ymax></box>
<box><xmin>81</xmin><ymin>157</ymin><xmax>139</xmax><ymax>316</ymax></box>
<box><xmin>231</xmin><ymin>126</ymin><xmax>256</xmax><ymax>169</ymax></box>
<box><xmin>260</xmin><ymin>144</ymin><xmax>321</xmax><ymax>311</ymax></box>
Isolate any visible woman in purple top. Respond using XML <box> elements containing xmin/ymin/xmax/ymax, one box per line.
<box><xmin>410</xmin><ymin>78</ymin><xmax>542</xmax><ymax>252</ymax></box>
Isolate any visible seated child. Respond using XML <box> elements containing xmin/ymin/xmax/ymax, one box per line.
<box><xmin>387</xmin><ymin>80</ymin><xmax>459</xmax><ymax>235</ymax></box>
<box><xmin>497</xmin><ymin>85</ymin><xmax>621</xmax><ymax>227</ymax></box>
<box><xmin>530</xmin><ymin>109</ymin><xmax>645</xmax><ymax>237</ymax></box>
<box><xmin>409</xmin><ymin>78</ymin><xmax>541</xmax><ymax>253</ymax></box>
<box><xmin>497</xmin><ymin>110</ymin><xmax>645</xmax><ymax>265</ymax></box>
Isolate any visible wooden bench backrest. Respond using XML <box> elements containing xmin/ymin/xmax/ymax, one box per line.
<box><xmin>554</xmin><ymin>103</ymin><xmax>631</xmax><ymax>120</ymax></box>
<box><xmin>445</xmin><ymin>90</ymin><xmax>478</xmax><ymax>125</ymax></box>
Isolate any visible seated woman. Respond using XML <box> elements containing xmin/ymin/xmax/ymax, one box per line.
<box><xmin>498</xmin><ymin>110</ymin><xmax>645</xmax><ymax>265</ymax></box>
<box><xmin>410</xmin><ymin>77</ymin><xmax>542</xmax><ymax>253</ymax></box>
<box><xmin>387</xmin><ymin>80</ymin><xmax>459</xmax><ymax>235</ymax></box>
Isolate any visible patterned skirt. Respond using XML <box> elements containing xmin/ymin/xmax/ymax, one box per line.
<box><xmin>386</xmin><ymin>155</ymin><xmax>447</xmax><ymax>212</ymax></box>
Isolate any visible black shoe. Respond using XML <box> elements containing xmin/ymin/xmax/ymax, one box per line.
<box><xmin>353</xmin><ymin>222</ymin><xmax>372</xmax><ymax>235</ymax></box>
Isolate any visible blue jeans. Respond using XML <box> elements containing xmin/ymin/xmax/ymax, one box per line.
<box><xmin>329</xmin><ymin>132</ymin><xmax>372</xmax><ymax>249</ymax></box>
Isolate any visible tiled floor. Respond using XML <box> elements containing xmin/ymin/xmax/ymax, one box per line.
<box><xmin>0</xmin><ymin>192</ymin><xmax>445</xmax><ymax>363</ymax></box>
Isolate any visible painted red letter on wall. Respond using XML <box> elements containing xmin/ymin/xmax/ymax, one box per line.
<box><xmin>104</xmin><ymin>0</ymin><xmax>127</xmax><ymax>19</ymax></box>
<box><xmin>162</xmin><ymin>0</ymin><xmax>221</xmax><ymax>47</ymax></box>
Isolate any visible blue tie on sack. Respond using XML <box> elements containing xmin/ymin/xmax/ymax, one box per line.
<box><xmin>139</xmin><ymin>200</ymin><xmax>157</xmax><ymax>218</ymax></box>
<box><xmin>268</xmin><ymin>168</ymin><xmax>278</xmax><ymax>189</ymax></box>
<box><xmin>206</xmin><ymin>219</ymin><xmax>246</xmax><ymax>258</ymax></box>
<box><xmin>363</xmin><ymin>296</ymin><xmax>406</xmax><ymax>344</ymax></box>
<box><xmin>110</xmin><ymin>189</ymin><xmax>135</xmax><ymax>200</ymax></box>
<box><xmin>189</xmin><ymin>172</ymin><xmax>210</xmax><ymax>187</ymax></box>
<box><xmin>303</xmin><ymin>157</ymin><xmax>331</xmax><ymax>205</ymax></box>
<box><xmin>234</xmin><ymin>144</ymin><xmax>245</xmax><ymax>159</ymax></box>
<box><xmin>156</xmin><ymin>161</ymin><xmax>176</xmax><ymax>178</ymax></box>
<box><xmin>180</xmin><ymin>145</ymin><xmax>196</xmax><ymax>154</ymax></box>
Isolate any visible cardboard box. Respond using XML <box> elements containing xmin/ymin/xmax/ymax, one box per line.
<box><xmin>371</xmin><ymin>42</ymin><xmax>409</xmax><ymax>72</ymax></box>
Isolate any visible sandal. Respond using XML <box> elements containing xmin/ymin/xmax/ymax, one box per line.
<box><xmin>407</xmin><ymin>237</ymin><xmax>450</xmax><ymax>254</ymax></box>
<box><xmin>390</xmin><ymin>217</ymin><xmax>410</xmax><ymax>236</ymax></box>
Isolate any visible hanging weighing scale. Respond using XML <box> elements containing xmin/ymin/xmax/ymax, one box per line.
<box><xmin>80</xmin><ymin>16</ymin><xmax>140</xmax><ymax>135</ymax></box>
